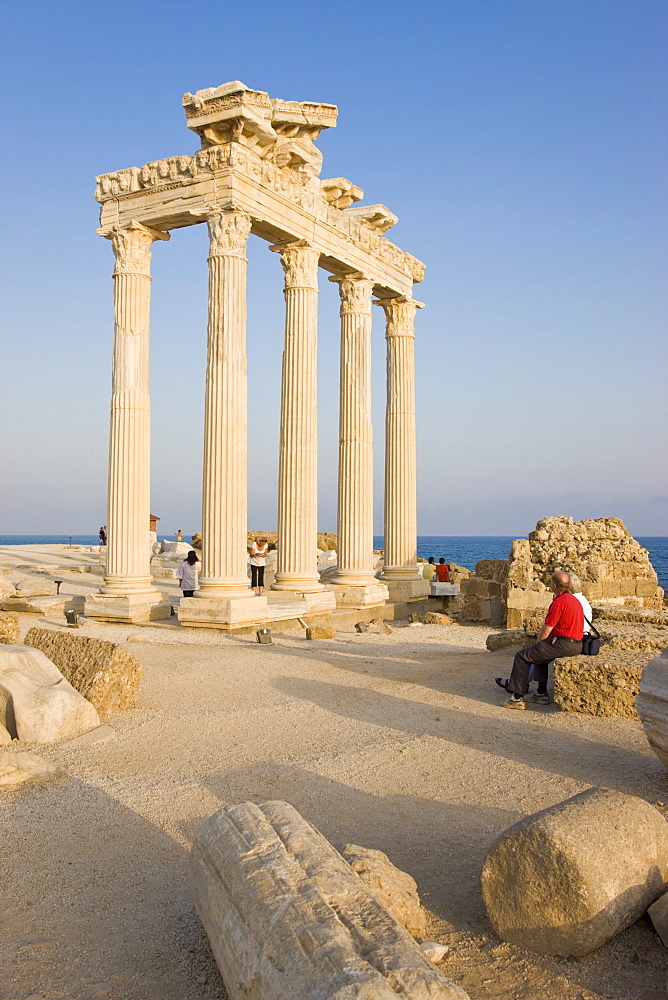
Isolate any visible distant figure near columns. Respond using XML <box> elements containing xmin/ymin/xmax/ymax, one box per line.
<box><xmin>270</xmin><ymin>241</ymin><xmax>324</xmax><ymax>596</ymax></box>
<box><xmin>376</xmin><ymin>295</ymin><xmax>429</xmax><ymax>602</ymax></box>
<box><xmin>328</xmin><ymin>275</ymin><xmax>388</xmax><ymax>607</ymax></box>
<box><xmin>198</xmin><ymin>209</ymin><xmax>255</xmax><ymax>598</ymax></box>
<box><xmin>85</xmin><ymin>221</ymin><xmax>171</xmax><ymax>622</ymax></box>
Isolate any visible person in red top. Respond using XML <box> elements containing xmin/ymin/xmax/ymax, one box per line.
<box><xmin>495</xmin><ymin>570</ymin><xmax>584</xmax><ymax>710</ymax></box>
<box><xmin>434</xmin><ymin>558</ymin><xmax>450</xmax><ymax>583</ymax></box>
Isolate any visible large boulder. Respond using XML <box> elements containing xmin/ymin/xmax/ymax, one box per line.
<box><xmin>190</xmin><ymin>800</ymin><xmax>469</xmax><ymax>1000</ymax></box>
<box><xmin>0</xmin><ymin>612</ymin><xmax>20</xmax><ymax>644</ymax></box>
<box><xmin>0</xmin><ymin>645</ymin><xmax>100</xmax><ymax>743</ymax></box>
<box><xmin>340</xmin><ymin>843</ymin><xmax>427</xmax><ymax>937</ymax></box>
<box><xmin>636</xmin><ymin>649</ymin><xmax>668</xmax><ymax>769</ymax></box>
<box><xmin>23</xmin><ymin>628</ymin><xmax>142</xmax><ymax>715</ymax></box>
<box><xmin>481</xmin><ymin>787</ymin><xmax>668</xmax><ymax>956</ymax></box>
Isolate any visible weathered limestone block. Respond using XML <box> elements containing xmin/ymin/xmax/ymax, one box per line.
<box><xmin>553</xmin><ymin>649</ymin><xmax>649</xmax><ymax>718</ymax></box>
<box><xmin>369</xmin><ymin>618</ymin><xmax>394</xmax><ymax>633</ymax></box>
<box><xmin>474</xmin><ymin>560</ymin><xmax>508</xmax><ymax>584</ymax></box>
<box><xmin>0</xmin><ymin>751</ymin><xmax>69</xmax><ymax>786</ymax></box>
<box><xmin>510</xmin><ymin>539</ymin><xmax>531</xmax><ymax>561</ymax></box>
<box><xmin>506</xmin><ymin>561</ymin><xmax>533</xmax><ymax>589</ymax></box>
<box><xmin>446</xmin><ymin>562</ymin><xmax>470</xmax><ymax>586</ymax></box>
<box><xmin>596</xmin><ymin>605</ymin><xmax>668</xmax><ymax>627</ymax></box>
<box><xmin>460</xmin><ymin>577</ymin><xmax>491</xmax><ymax>599</ymax></box>
<box><xmin>0</xmin><ymin>613</ymin><xmax>20</xmax><ymax>644</ymax></box>
<box><xmin>424</xmin><ymin>612</ymin><xmax>455</xmax><ymax>625</ymax></box>
<box><xmin>3</xmin><ymin>594</ymin><xmax>85</xmax><ymax>616</ymax></box>
<box><xmin>23</xmin><ymin>628</ymin><xmax>142</xmax><ymax>715</ymax></box>
<box><xmin>637</xmin><ymin>579</ymin><xmax>660</xmax><ymax>598</ymax></box>
<box><xmin>486</xmin><ymin>630</ymin><xmax>529</xmax><ymax>652</ymax></box>
<box><xmin>0</xmin><ymin>581</ymin><xmax>16</xmax><ymax>601</ymax></box>
<box><xmin>190</xmin><ymin>801</ymin><xmax>469</xmax><ymax>1000</ymax></box>
<box><xmin>600</xmin><ymin>621</ymin><xmax>668</xmax><ymax>655</ymax></box>
<box><xmin>340</xmin><ymin>843</ymin><xmax>427</xmax><ymax>937</ymax></box>
<box><xmin>648</xmin><ymin>891</ymin><xmax>668</xmax><ymax>947</ymax></box>
<box><xmin>15</xmin><ymin>577</ymin><xmax>58</xmax><ymax>597</ymax></box>
<box><xmin>636</xmin><ymin>650</ymin><xmax>668</xmax><ymax>770</ymax></box>
<box><xmin>0</xmin><ymin>724</ymin><xmax>11</xmax><ymax>744</ymax></box>
<box><xmin>481</xmin><ymin>787</ymin><xmax>668</xmax><ymax>957</ymax></box>
<box><xmin>0</xmin><ymin>645</ymin><xmax>100</xmax><ymax>742</ymax></box>
<box><xmin>306</xmin><ymin>626</ymin><xmax>337</xmax><ymax>640</ymax></box>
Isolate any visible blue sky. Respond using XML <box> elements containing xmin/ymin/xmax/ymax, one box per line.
<box><xmin>1</xmin><ymin>0</ymin><xmax>666</xmax><ymax>536</ymax></box>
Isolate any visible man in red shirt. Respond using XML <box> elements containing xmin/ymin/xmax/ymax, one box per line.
<box><xmin>495</xmin><ymin>570</ymin><xmax>584</xmax><ymax>710</ymax></box>
<box><xmin>434</xmin><ymin>558</ymin><xmax>450</xmax><ymax>583</ymax></box>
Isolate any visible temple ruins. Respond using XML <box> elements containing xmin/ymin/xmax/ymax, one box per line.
<box><xmin>84</xmin><ymin>82</ymin><xmax>429</xmax><ymax>627</ymax></box>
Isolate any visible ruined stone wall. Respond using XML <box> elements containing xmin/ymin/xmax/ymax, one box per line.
<box><xmin>457</xmin><ymin>517</ymin><xmax>663</xmax><ymax>628</ymax></box>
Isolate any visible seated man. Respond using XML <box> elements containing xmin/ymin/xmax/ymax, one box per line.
<box><xmin>422</xmin><ymin>556</ymin><xmax>437</xmax><ymax>581</ymax></box>
<box><xmin>495</xmin><ymin>570</ymin><xmax>584</xmax><ymax>710</ymax></box>
<box><xmin>434</xmin><ymin>558</ymin><xmax>450</xmax><ymax>583</ymax></box>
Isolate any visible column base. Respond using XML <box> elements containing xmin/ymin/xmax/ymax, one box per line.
<box><xmin>178</xmin><ymin>596</ymin><xmax>268</xmax><ymax>628</ymax></box>
<box><xmin>266</xmin><ymin>590</ymin><xmax>336</xmax><ymax>613</ymax></box>
<box><xmin>380</xmin><ymin>578</ymin><xmax>431</xmax><ymax>602</ymax></box>
<box><xmin>84</xmin><ymin>591</ymin><xmax>171</xmax><ymax>623</ymax></box>
<box><xmin>325</xmin><ymin>582</ymin><xmax>389</xmax><ymax>609</ymax></box>
<box><xmin>271</xmin><ymin>576</ymin><xmax>324</xmax><ymax>594</ymax></box>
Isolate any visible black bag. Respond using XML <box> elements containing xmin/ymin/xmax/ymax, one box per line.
<box><xmin>580</xmin><ymin>615</ymin><xmax>601</xmax><ymax>656</ymax></box>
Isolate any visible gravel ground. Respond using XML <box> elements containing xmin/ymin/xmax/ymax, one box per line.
<box><xmin>1</xmin><ymin>546</ymin><xmax>667</xmax><ymax>1000</ymax></box>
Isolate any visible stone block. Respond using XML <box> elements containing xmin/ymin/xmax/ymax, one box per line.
<box><xmin>16</xmin><ymin>578</ymin><xmax>58</xmax><ymax>597</ymax></box>
<box><xmin>644</xmin><ymin>596</ymin><xmax>666</xmax><ymax>609</ymax></box>
<box><xmin>0</xmin><ymin>645</ymin><xmax>100</xmax><ymax>743</ymax></box>
<box><xmin>582</xmin><ymin>582</ymin><xmax>603</xmax><ymax>600</ymax></box>
<box><xmin>23</xmin><ymin>628</ymin><xmax>142</xmax><ymax>716</ymax></box>
<box><xmin>481</xmin><ymin>787</ymin><xmax>668</xmax><ymax>957</ymax></box>
<box><xmin>328</xmin><ymin>582</ymin><xmax>390</xmax><ymax>607</ymax></box>
<box><xmin>510</xmin><ymin>539</ymin><xmax>531</xmax><ymax>561</ymax></box>
<box><xmin>461</xmin><ymin>577</ymin><xmax>491</xmax><ymax>598</ymax></box>
<box><xmin>0</xmin><ymin>751</ymin><xmax>69</xmax><ymax>786</ymax></box>
<box><xmin>424</xmin><ymin>612</ymin><xmax>455</xmax><ymax>625</ymax></box>
<box><xmin>506</xmin><ymin>561</ymin><xmax>533</xmax><ymax>589</ymax></box>
<box><xmin>0</xmin><ymin>581</ymin><xmax>16</xmax><ymax>601</ymax></box>
<box><xmin>636</xmin><ymin>651</ymin><xmax>668</xmax><ymax>770</ymax></box>
<box><xmin>0</xmin><ymin>724</ymin><xmax>11</xmax><ymax>744</ymax></box>
<box><xmin>306</xmin><ymin>627</ymin><xmax>337</xmax><ymax>640</ymax></box>
<box><xmin>648</xmin><ymin>890</ymin><xmax>668</xmax><ymax>947</ymax></box>
<box><xmin>486</xmin><ymin>631</ymin><xmax>529</xmax><ymax>652</ymax></box>
<box><xmin>340</xmin><ymin>843</ymin><xmax>427</xmax><ymax>937</ymax></box>
<box><xmin>190</xmin><ymin>800</ymin><xmax>469</xmax><ymax>1000</ymax></box>
<box><xmin>505</xmin><ymin>608</ymin><xmax>524</xmax><ymax>630</ymax></box>
<box><xmin>3</xmin><ymin>595</ymin><xmax>85</xmax><ymax>616</ymax></box>
<box><xmin>554</xmin><ymin>649</ymin><xmax>649</xmax><ymax>718</ymax></box>
<box><xmin>369</xmin><ymin>618</ymin><xmax>394</xmax><ymax>633</ymax></box>
<box><xmin>601</xmin><ymin>580</ymin><xmax>621</xmax><ymax>598</ymax></box>
<box><xmin>85</xmin><ymin>592</ymin><xmax>171</xmax><ymax>624</ymax></box>
<box><xmin>636</xmin><ymin>579</ymin><xmax>659</xmax><ymax>597</ymax></box>
<box><xmin>0</xmin><ymin>613</ymin><xmax>20</xmax><ymax>645</ymax></box>
<box><xmin>474</xmin><ymin>560</ymin><xmax>508</xmax><ymax>583</ymax></box>
<box><xmin>618</xmin><ymin>579</ymin><xmax>637</xmax><ymax>597</ymax></box>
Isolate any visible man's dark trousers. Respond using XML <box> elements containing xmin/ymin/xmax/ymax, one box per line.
<box><xmin>508</xmin><ymin>636</ymin><xmax>582</xmax><ymax>697</ymax></box>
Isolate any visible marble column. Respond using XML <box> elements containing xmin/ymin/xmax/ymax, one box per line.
<box><xmin>376</xmin><ymin>295</ymin><xmax>429</xmax><ymax>601</ymax></box>
<box><xmin>179</xmin><ymin>208</ymin><xmax>266</xmax><ymax>627</ymax></box>
<box><xmin>270</xmin><ymin>241</ymin><xmax>325</xmax><ymax>596</ymax></box>
<box><xmin>327</xmin><ymin>274</ymin><xmax>388</xmax><ymax>608</ymax></box>
<box><xmin>86</xmin><ymin>221</ymin><xmax>171</xmax><ymax>623</ymax></box>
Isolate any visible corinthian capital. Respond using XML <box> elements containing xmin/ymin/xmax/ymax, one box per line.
<box><xmin>330</xmin><ymin>272</ymin><xmax>373</xmax><ymax>315</ymax></box>
<box><xmin>270</xmin><ymin>240</ymin><xmax>320</xmax><ymax>290</ymax></box>
<box><xmin>207</xmin><ymin>210</ymin><xmax>252</xmax><ymax>257</ymax></box>
<box><xmin>107</xmin><ymin>221</ymin><xmax>170</xmax><ymax>277</ymax></box>
<box><xmin>375</xmin><ymin>295</ymin><xmax>424</xmax><ymax>337</ymax></box>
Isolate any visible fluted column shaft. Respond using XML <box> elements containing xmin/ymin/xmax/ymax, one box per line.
<box><xmin>271</xmin><ymin>242</ymin><xmax>323</xmax><ymax>592</ymax></box>
<box><xmin>378</xmin><ymin>296</ymin><xmax>421</xmax><ymax>578</ymax></box>
<box><xmin>197</xmin><ymin>210</ymin><xmax>253</xmax><ymax>598</ymax></box>
<box><xmin>102</xmin><ymin>222</ymin><xmax>169</xmax><ymax>595</ymax></box>
<box><xmin>331</xmin><ymin>274</ymin><xmax>377</xmax><ymax>587</ymax></box>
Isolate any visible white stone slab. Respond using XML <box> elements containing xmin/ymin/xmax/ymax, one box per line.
<box><xmin>178</xmin><ymin>595</ymin><xmax>268</xmax><ymax>627</ymax></box>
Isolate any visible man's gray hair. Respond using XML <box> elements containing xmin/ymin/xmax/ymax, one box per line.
<box><xmin>568</xmin><ymin>572</ymin><xmax>582</xmax><ymax>593</ymax></box>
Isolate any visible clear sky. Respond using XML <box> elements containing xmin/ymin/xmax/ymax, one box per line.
<box><xmin>1</xmin><ymin>0</ymin><xmax>666</xmax><ymax>537</ymax></box>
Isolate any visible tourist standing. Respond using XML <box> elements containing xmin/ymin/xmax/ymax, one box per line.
<box><xmin>495</xmin><ymin>570</ymin><xmax>583</xmax><ymax>710</ymax></box>
<box><xmin>176</xmin><ymin>550</ymin><xmax>200</xmax><ymax>597</ymax></box>
<box><xmin>99</xmin><ymin>526</ymin><xmax>107</xmax><ymax>546</ymax></box>
<box><xmin>422</xmin><ymin>556</ymin><xmax>437</xmax><ymax>581</ymax></box>
<box><xmin>434</xmin><ymin>558</ymin><xmax>450</xmax><ymax>583</ymax></box>
<box><xmin>249</xmin><ymin>537</ymin><xmax>269</xmax><ymax>595</ymax></box>
<box><xmin>176</xmin><ymin>529</ymin><xmax>183</xmax><ymax>542</ymax></box>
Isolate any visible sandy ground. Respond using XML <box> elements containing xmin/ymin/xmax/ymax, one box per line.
<box><xmin>1</xmin><ymin>546</ymin><xmax>667</xmax><ymax>1000</ymax></box>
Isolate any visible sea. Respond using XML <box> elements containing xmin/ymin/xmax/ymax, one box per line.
<box><xmin>2</xmin><ymin>533</ymin><xmax>667</xmax><ymax>593</ymax></box>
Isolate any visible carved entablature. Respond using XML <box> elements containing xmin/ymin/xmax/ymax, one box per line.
<box><xmin>95</xmin><ymin>82</ymin><xmax>425</xmax><ymax>290</ymax></box>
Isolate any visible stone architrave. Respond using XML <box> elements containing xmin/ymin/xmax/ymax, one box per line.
<box><xmin>327</xmin><ymin>274</ymin><xmax>388</xmax><ymax>609</ymax></box>
<box><xmin>179</xmin><ymin>208</ymin><xmax>266</xmax><ymax>628</ymax></box>
<box><xmin>376</xmin><ymin>296</ymin><xmax>429</xmax><ymax>602</ymax></box>
<box><xmin>481</xmin><ymin>787</ymin><xmax>668</xmax><ymax>957</ymax></box>
<box><xmin>190</xmin><ymin>800</ymin><xmax>469</xmax><ymax>1000</ymax></box>
<box><xmin>270</xmin><ymin>241</ymin><xmax>329</xmax><ymax>602</ymax></box>
<box><xmin>86</xmin><ymin>221</ymin><xmax>171</xmax><ymax>624</ymax></box>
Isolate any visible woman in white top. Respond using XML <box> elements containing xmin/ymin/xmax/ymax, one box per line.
<box><xmin>176</xmin><ymin>550</ymin><xmax>200</xmax><ymax>597</ymax></box>
<box><xmin>249</xmin><ymin>537</ymin><xmax>269</xmax><ymax>595</ymax></box>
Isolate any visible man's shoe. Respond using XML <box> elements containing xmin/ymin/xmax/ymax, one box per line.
<box><xmin>502</xmin><ymin>696</ymin><xmax>526</xmax><ymax>710</ymax></box>
<box><xmin>531</xmin><ymin>692</ymin><xmax>551</xmax><ymax>705</ymax></box>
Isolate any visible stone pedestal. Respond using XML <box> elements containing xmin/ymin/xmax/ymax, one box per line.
<box><xmin>266</xmin><ymin>590</ymin><xmax>336</xmax><ymax>612</ymax></box>
<box><xmin>270</xmin><ymin>242</ymin><xmax>323</xmax><ymax>595</ymax></box>
<box><xmin>375</xmin><ymin>296</ymin><xmax>424</xmax><ymax>597</ymax></box>
<box><xmin>88</xmin><ymin>222</ymin><xmax>170</xmax><ymax>624</ymax></box>
<box><xmin>178</xmin><ymin>595</ymin><xmax>267</xmax><ymax>629</ymax></box>
<box><xmin>328</xmin><ymin>275</ymin><xmax>387</xmax><ymax>609</ymax></box>
<box><xmin>84</xmin><ymin>592</ymin><xmax>169</xmax><ymax>623</ymax></box>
